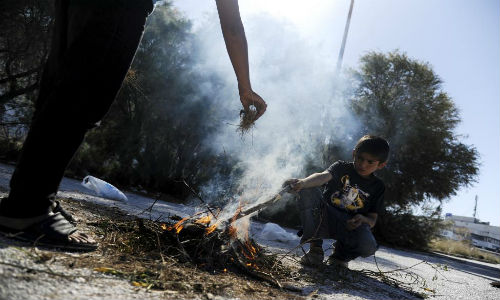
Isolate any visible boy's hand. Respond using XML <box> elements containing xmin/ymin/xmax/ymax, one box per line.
<box><xmin>283</xmin><ymin>178</ymin><xmax>303</xmax><ymax>192</ymax></box>
<box><xmin>346</xmin><ymin>214</ymin><xmax>365</xmax><ymax>231</ymax></box>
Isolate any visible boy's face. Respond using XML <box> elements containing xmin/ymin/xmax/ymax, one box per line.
<box><xmin>352</xmin><ymin>151</ymin><xmax>387</xmax><ymax>178</ymax></box>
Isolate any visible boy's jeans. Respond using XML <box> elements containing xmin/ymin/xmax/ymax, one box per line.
<box><xmin>297</xmin><ymin>188</ymin><xmax>378</xmax><ymax>262</ymax></box>
<box><xmin>2</xmin><ymin>0</ymin><xmax>154</xmax><ymax>217</ymax></box>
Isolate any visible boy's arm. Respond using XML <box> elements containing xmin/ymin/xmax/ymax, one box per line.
<box><xmin>215</xmin><ymin>0</ymin><xmax>267</xmax><ymax>120</ymax></box>
<box><xmin>285</xmin><ymin>171</ymin><xmax>332</xmax><ymax>191</ymax></box>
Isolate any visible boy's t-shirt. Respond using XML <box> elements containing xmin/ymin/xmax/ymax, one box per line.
<box><xmin>322</xmin><ymin>161</ymin><xmax>385</xmax><ymax>215</ymax></box>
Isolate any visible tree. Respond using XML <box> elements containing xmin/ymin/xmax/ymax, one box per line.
<box><xmin>350</xmin><ymin>51</ymin><xmax>479</xmax><ymax>211</ymax></box>
<box><xmin>0</xmin><ymin>0</ymin><xmax>53</xmax><ymax>159</ymax></box>
<box><xmin>68</xmin><ymin>3</ymin><xmax>229</xmax><ymax>198</ymax></box>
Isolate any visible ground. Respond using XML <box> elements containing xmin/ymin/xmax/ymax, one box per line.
<box><xmin>0</xmin><ymin>162</ymin><xmax>499</xmax><ymax>300</ymax></box>
<box><xmin>0</xmin><ymin>196</ymin><xmax>307</xmax><ymax>300</ymax></box>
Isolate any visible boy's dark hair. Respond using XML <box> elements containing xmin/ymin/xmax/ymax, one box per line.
<box><xmin>354</xmin><ymin>135</ymin><xmax>390</xmax><ymax>162</ymax></box>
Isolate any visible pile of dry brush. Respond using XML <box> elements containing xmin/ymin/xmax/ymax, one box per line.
<box><xmin>93</xmin><ymin>213</ymin><xmax>300</xmax><ymax>291</ymax></box>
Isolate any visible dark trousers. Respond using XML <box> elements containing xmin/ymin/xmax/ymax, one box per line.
<box><xmin>298</xmin><ymin>188</ymin><xmax>378</xmax><ymax>262</ymax></box>
<box><xmin>1</xmin><ymin>0</ymin><xmax>153</xmax><ymax>217</ymax></box>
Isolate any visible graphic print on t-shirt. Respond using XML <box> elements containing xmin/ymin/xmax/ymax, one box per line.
<box><xmin>331</xmin><ymin>175</ymin><xmax>370</xmax><ymax>211</ymax></box>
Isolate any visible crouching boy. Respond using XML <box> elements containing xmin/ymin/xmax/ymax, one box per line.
<box><xmin>284</xmin><ymin>135</ymin><xmax>389</xmax><ymax>267</ymax></box>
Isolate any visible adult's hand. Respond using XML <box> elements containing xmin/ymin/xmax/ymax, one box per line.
<box><xmin>240</xmin><ymin>90</ymin><xmax>267</xmax><ymax>121</ymax></box>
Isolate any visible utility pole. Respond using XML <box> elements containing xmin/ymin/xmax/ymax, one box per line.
<box><xmin>336</xmin><ymin>0</ymin><xmax>355</xmax><ymax>72</ymax></box>
<box><xmin>473</xmin><ymin>195</ymin><xmax>478</xmax><ymax>222</ymax></box>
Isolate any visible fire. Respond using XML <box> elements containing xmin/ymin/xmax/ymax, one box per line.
<box><xmin>166</xmin><ymin>216</ymin><xmax>189</xmax><ymax>234</ymax></box>
<box><xmin>190</xmin><ymin>213</ymin><xmax>221</xmax><ymax>235</ymax></box>
<box><xmin>242</xmin><ymin>240</ymin><xmax>259</xmax><ymax>260</ymax></box>
<box><xmin>195</xmin><ymin>215</ymin><xmax>212</xmax><ymax>225</ymax></box>
<box><xmin>227</xmin><ymin>204</ymin><xmax>243</xmax><ymax>239</ymax></box>
<box><xmin>245</xmin><ymin>262</ymin><xmax>259</xmax><ymax>270</ymax></box>
<box><xmin>205</xmin><ymin>222</ymin><xmax>218</xmax><ymax>235</ymax></box>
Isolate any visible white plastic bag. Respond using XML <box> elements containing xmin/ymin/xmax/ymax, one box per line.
<box><xmin>81</xmin><ymin>175</ymin><xmax>128</xmax><ymax>202</ymax></box>
<box><xmin>260</xmin><ymin>222</ymin><xmax>298</xmax><ymax>242</ymax></box>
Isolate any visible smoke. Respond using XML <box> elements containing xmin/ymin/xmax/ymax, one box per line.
<box><xmin>189</xmin><ymin>11</ymin><xmax>361</xmax><ymax>218</ymax></box>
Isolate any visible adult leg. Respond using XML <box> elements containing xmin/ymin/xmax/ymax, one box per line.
<box><xmin>0</xmin><ymin>0</ymin><xmax>153</xmax><ymax>250</ymax></box>
<box><xmin>2</xmin><ymin>0</ymin><xmax>153</xmax><ymax>218</ymax></box>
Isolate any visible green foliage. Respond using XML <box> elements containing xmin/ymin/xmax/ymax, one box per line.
<box><xmin>68</xmin><ymin>3</ymin><xmax>229</xmax><ymax>198</ymax></box>
<box><xmin>0</xmin><ymin>0</ymin><xmax>52</xmax><ymax>152</ymax></box>
<box><xmin>374</xmin><ymin>209</ymin><xmax>444</xmax><ymax>250</ymax></box>
<box><xmin>0</xmin><ymin>1</ymin><xmax>237</xmax><ymax>200</ymax></box>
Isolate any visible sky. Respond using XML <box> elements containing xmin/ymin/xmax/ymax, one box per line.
<box><xmin>169</xmin><ymin>0</ymin><xmax>500</xmax><ymax>226</ymax></box>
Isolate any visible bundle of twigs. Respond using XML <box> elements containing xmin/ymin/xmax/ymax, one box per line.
<box><xmin>164</xmin><ymin>215</ymin><xmax>299</xmax><ymax>291</ymax></box>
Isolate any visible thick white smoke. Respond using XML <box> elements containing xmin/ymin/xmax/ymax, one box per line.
<box><xmin>190</xmin><ymin>11</ymin><xmax>361</xmax><ymax>219</ymax></box>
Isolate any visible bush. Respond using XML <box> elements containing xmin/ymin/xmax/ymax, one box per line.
<box><xmin>374</xmin><ymin>210</ymin><xmax>444</xmax><ymax>250</ymax></box>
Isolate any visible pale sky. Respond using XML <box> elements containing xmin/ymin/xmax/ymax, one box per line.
<box><xmin>170</xmin><ymin>0</ymin><xmax>500</xmax><ymax>226</ymax></box>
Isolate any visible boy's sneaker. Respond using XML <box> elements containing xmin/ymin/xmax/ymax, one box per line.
<box><xmin>326</xmin><ymin>255</ymin><xmax>349</xmax><ymax>268</ymax></box>
<box><xmin>300</xmin><ymin>246</ymin><xmax>324</xmax><ymax>266</ymax></box>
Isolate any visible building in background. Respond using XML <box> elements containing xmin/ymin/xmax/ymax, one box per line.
<box><xmin>441</xmin><ymin>213</ymin><xmax>500</xmax><ymax>253</ymax></box>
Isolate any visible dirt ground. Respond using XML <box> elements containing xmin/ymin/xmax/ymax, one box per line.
<box><xmin>0</xmin><ymin>197</ymin><xmax>307</xmax><ymax>300</ymax></box>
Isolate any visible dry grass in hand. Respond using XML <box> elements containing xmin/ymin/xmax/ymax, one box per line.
<box><xmin>238</xmin><ymin>107</ymin><xmax>258</xmax><ymax>135</ymax></box>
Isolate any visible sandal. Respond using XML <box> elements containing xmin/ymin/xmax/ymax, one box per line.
<box><xmin>0</xmin><ymin>212</ymin><xmax>98</xmax><ymax>252</ymax></box>
<box><xmin>52</xmin><ymin>200</ymin><xmax>78</xmax><ymax>224</ymax></box>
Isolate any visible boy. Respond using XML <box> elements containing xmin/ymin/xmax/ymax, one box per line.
<box><xmin>284</xmin><ymin>135</ymin><xmax>389</xmax><ymax>267</ymax></box>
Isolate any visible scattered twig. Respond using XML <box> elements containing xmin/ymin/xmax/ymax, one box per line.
<box><xmin>136</xmin><ymin>196</ymin><xmax>160</xmax><ymax>219</ymax></box>
<box><xmin>180</xmin><ymin>179</ymin><xmax>218</xmax><ymax>219</ymax></box>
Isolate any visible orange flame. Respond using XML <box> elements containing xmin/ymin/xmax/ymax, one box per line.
<box><xmin>190</xmin><ymin>213</ymin><xmax>221</xmax><ymax>235</ymax></box>
<box><xmin>242</xmin><ymin>240</ymin><xmax>259</xmax><ymax>260</ymax></box>
<box><xmin>195</xmin><ymin>215</ymin><xmax>212</xmax><ymax>225</ymax></box>
<box><xmin>205</xmin><ymin>223</ymin><xmax>218</xmax><ymax>235</ymax></box>
<box><xmin>166</xmin><ymin>216</ymin><xmax>189</xmax><ymax>234</ymax></box>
